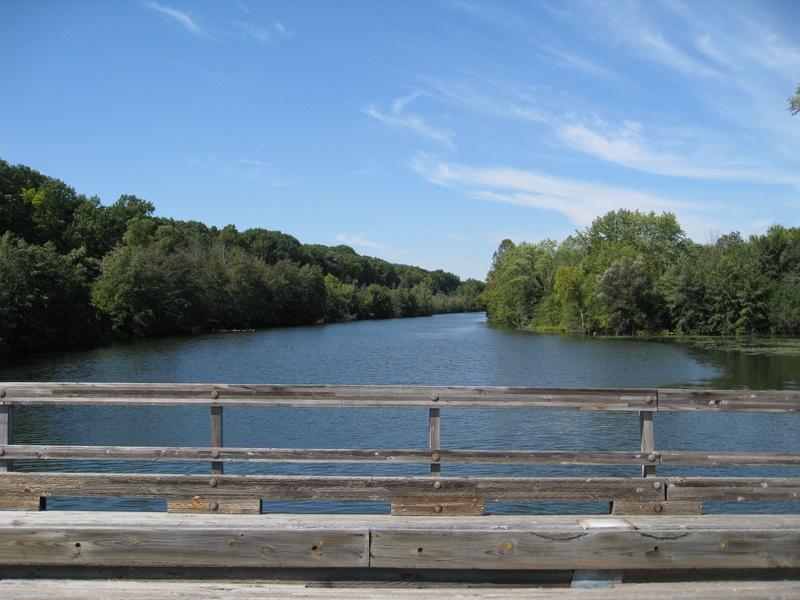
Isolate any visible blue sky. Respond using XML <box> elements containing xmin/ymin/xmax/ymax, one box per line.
<box><xmin>2</xmin><ymin>1</ymin><xmax>799</xmax><ymax>280</ymax></box>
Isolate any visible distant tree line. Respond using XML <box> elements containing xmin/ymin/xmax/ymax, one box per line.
<box><xmin>482</xmin><ymin>209</ymin><xmax>800</xmax><ymax>336</ymax></box>
<box><xmin>0</xmin><ymin>159</ymin><xmax>484</xmax><ymax>352</ymax></box>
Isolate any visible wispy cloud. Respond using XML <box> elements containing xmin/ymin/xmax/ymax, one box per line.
<box><xmin>143</xmin><ymin>1</ymin><xmax>211</xmax><ymax>38</ymax></box>
<box><xmin>365</xmin><ymin>93</ymin><xmax>456</xmax><ymax>149</ymax></box>
<box><xmin>336</xmin><ymin>233</ymin><xmax>385</xmax><ymax>248</ymax></box>
<box><xmin>233</xmin><ymin>20</ymin><xmax>294</xmax><ymax>43</ymax></box>
<box><xmin>558</xmin><ymin>120</ymin><xmax>800</xmax><ymax>187</ymax></box>
<box><xmin>541</xmin><ymin>48</ymin><xmax>620</xmax><ymax>82</ymax></box>
<box><xmin>411</xmin><ymin>155</ymin><xmax>694</xmax><ymax>228</ymax></box>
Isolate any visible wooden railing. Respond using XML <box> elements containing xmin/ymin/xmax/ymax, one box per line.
<box><xmin>1</xmin><ymin>383</ymin><xmax>798</xmax><ymax>516</ymax></box>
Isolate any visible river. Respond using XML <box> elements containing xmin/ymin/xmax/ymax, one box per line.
<box><xmin>2</xmin><ymin>312</ymin><xmax>798</xmax><ymax>514</ymax></box>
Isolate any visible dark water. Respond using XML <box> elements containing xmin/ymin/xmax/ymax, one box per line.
<box><xmin>2</xmin><ymin>312</ymin><xmax>798</xmax><ymax>514</ymax></box>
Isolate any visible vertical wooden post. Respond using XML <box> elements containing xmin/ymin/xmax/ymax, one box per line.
<box><xmin>640</xmin><ymin>411</ymin><xmax>655</xmax><ymax>478</ymax></box>
<box><xmin>429</xmin><ymin>407</ymin><xmax>440</xmax><ymax>478</ymax></box>
<box><xmin>211</xmin><ymin>406</ymin><xmax>223</xmax><ymax>475</ymax></box>
<box><xmin>0</xmin><ymin>404</ymin><xmax>12</xmax><ymax>472</ymax></box>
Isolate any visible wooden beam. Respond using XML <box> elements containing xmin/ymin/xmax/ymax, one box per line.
<box><xmin>0</xmin><ymin>473</ymin><xmax>665</xmax><ymax>503</ymax></box>
<box><xmin>1</xmin><ymin>512</ymin><xmax>797</xmax><ymax>572</ymax></box>
<box><xmin>0</xmin><ymin>445</ymin><xmax>667</xmax><ymax>466</ymax></box>
<box><xmin>0</xmin><ymin>383</ymin><xmax>661</xmax><ymax>411</ymax></box>
<box><xmin>658</xmin><ymin>389</ymin><xmax>800</xmax><ymax>413</ymax></box>
<box><xmin>666</xmin><ymin>477</ymin><xmax>800</xmax><ymax>502</ymax></box>
<box><xmin>2</xmin><ymin>580</ymin><xmax>800</xmax><ymax>600</ymax></box>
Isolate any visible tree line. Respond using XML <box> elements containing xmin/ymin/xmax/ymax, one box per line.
<box><xmin>481</xmin><ymin>209</ymin><xmax>800</xmax><ymax>336</ymax></box>
<box><xmin>0</xmin><ymin>159</ymin><xmax>484</xmax><ymax>352</ymax></box>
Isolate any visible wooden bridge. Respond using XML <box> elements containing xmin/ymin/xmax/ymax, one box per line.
<box><xmin>0</xmin><ymin>383</ymin><xmax>798</xmax><ymax>599</ymax></box>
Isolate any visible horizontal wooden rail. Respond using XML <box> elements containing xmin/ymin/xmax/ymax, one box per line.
<box><xmin>1</xmin><ymin>382</ymin><xmax>798</xmax><ymax>411</ymax></box>
<box><xmin>4</xmin><ymin>445</ymin><xmax>800</xmax><ymax>467</ymax></box>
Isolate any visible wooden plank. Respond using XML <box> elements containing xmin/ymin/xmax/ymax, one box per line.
<box><xmin>667</xmin><ymin>477</ymin><xmax>800</xmax><ymax>502</ymax></box>
<box><xmin>611</xmin><ymin>501</ymin><xmax>702</xmax><ymax>516</ymax></box>
<box><xmin>0</xmin><ymin>383</ymin><xmax>659</xmax><ymax>410</ymax></box>
<box><xmin>167</xmin><ymin>497</ymin><xmax>261</xmax><ymax>514</ymax></box>
<box><xmin>2</xmin><ymin>580</ymin><xmax>800</xmax><ymax>600</ymax></box>
<box><xmin>658</xmin><ymin>389</ymin><xmax>800</xmax><ymax>413</ymax></box>
<box><xmin>390</xmin><ymin>498</ymin><xmax>484</xmax><ymax>516</ymax></box>
<box><xmin>659</xmin><ymin>451</ymin><xmax>800</xmax><ymax>467</ymax></box>
<box><xmin>1</xmin><ymin>512</ymin><xmax>798</xmax><ymax>577</ymax></box>
<box><xmin>0</xmin><ymin>445</ymin><xmax>665</xmax><ymax>466</ymax></box>
<box><xmin>0</xmin><ymin>495</ymin><xmax>45</xmax><ymax>511</ymax></box>
<box><xmin>370</xmin><ymin>525</ymin><xmax>800</xmax><ymax>570</ymax></box>
<box><xmin>0</xmin><ymin>473</ymin><xmax>666</xmax><ymax>503</ymax></box>
<box><xmin>0</xmin><ymin>526</ymin><xmax>367</xmax><ymax>569</ymax></box>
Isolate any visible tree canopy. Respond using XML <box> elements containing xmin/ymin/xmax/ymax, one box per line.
<box><xmin>483</xmin><ymin>209</ymin><xmax>800</xmax><ymax>336</ymax></box>
<box><xmin>0</xmin><ymin>159</ymin><xmax>484</xmax><ymax>352</ymax></box>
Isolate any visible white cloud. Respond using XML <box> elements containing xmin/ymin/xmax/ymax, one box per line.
<box><xmin>143</xmin><ymin>1</ymin><xmax>210</xmax><ymax>38</ymax></box>
<box><xmin>411</xmin><ymin>156</ymin><xmax>693</xmax><ymax>228</ymax></box>
<box><xmin>233</xmin><ymin>20</ymin><xmax>294</xmax><ymax>43</ymax></box>
<box><xmin>336</xmin><ymin>233</ymin><xmax>384</xmax><ymax>249</ymax></box>
<box><xmin>557</xmin><ymin>120</ymin><xmax>800</xmax><ymax>188</ymax></box>
<box><xmin>365</xmin><ymin>93</ymin><xmax>456</xmax><ymax>149</ymax></box>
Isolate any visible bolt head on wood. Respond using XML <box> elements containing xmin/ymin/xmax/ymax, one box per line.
<box><xmin>433</xmin><ymin>481</ymin><xmax>442</xmax><ymax>490</ymax></box>
<box><xmin>431</xmin><ymin>452</ymin><xmax>441</xmax><ymax>462</ymax></box>
<box><xmin>647</xmin><ymin>453</ymin><xmax>657</xmax><ymax>463</ymax></box>
<box><xmin>209</xmin><ymin>478</ymin><xmax>218</xmax><ymax>488</ymax></box>
<box><xmin>430</xmin><ymin>393</ymin><xmax>439</xmax><ymax>402</ymax></box>
<box><xmin>433</xmin><ymin>504</ymin><xmax>443</xmax><ymax>513</ymax></box>
<box><xmin>210</xmin><ymin>450</ymin><xmax>220</xmax><ymax>459</ymax></box>
<box><xmin>644</xmin><ymin>395</ymin><xmax>653</xmax><ymax>404</ymax></box>
<box><xmin>209</xmin><ymin>502</ymin><xmax>219</xmax><ymax>511</ymax></box>
<box><xmin>210</xmin><ymin>390</ymin><xmax>220</xmax><ymax>400</ymax></box>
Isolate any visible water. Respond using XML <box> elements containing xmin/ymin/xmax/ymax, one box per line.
<box><xmin>2</xmin><ymin>312</ymin><xmax>798</xmax><ymax>514</ymax></box>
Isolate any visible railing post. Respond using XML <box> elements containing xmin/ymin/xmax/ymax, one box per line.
<box><xmin>640</xmin><ymin>411</ymin><xmax>655</xmax><ymax>478</ymax></box>
<box><xmin>0</xmin><ymin>403</ymin><xmax>12</xmax><ymax>472</ymax></box>
<box><xmin>211</xmin><ymin>406</ymin><xmax>223</xmax><ymax>475</ymax></box>
<box><xmin>429</xmin><ymin>407</ymin><xmax>440</xmax><ymax>478</ymax></box>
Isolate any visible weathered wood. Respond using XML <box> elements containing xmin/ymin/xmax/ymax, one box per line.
<box><xmin>666</xmin><ymin>477</ymin><xmax>800</xmax><ymax>502</ymax></box>
<box><xmin>0</xmin><ymin>473</ymin><xmax>666</xmax><ymax>503</ymax></box>
<box><xmin>3</xmin><ymin>580</ymin><xmax>800</xmax><ymax>600</ymax></box>
<box><xmin>640</xmin><ymin>411</ymin><xmax>656</xmax><ymax>477</ymax></box>
<box><xmin>210</xmin><ymin>406</ymin><xmax>223</xmax><ymax>475</ymax></box>
<box><xmin>0</xmin><ymin>495</ymin><xmax>45</xmax><ymax>511</ymax></box>
<box><xmin>0</xmin><ymin>445</ymin><xmax>668</xmax><ymax>465</ymax></box>
<box><xmin>429</xmin><ymin>407</ymin><xmax>440</xmax><ymax>477</ymax></box>
<box><xmin>0</xmin><ymin>524</ymin><xmax>367</xmax><ymax>569</ymax></box>
<box><xmin>167</xmin><ymin>497</ymin><xmax>261</xmax><ymax>514</ymax></box>
<box><xmin>390</xmin><ymin>498</ymin><xmax>484</xmax><ymax>516</ymax></box>
<box><xmin>0</xmin><ymin>383</ymin><xmax>660</xmax><ymax>410</ymax></box>
<box><xmin>658</xmin><ymin>389</ymin><xmax>800</xmax><ymax>412</ymax></box>
<box><xmin>0</xmin><ymin>404</ymin><xmax>11</xmax><ymax>473</ymax></box>
<box><xmin>611</xmin><ymin>501</ymin><xmax>703</xmax><ymax>516</ymax></box>
<box><xmin>370</xmin><ymin>518</ymin><xmax>800</xmax><ymax>570</ymax></box>
<box><xmin>659</xmin><ymin>451</ymin><xmax>800</xmax><ymax>467</ymax></box>
<box><xmin>1</xmin><ymin>512</ymin><xmax>798</xmax><ymax>573</ymax></box>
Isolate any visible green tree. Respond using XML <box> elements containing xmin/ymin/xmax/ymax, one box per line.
<box><xmin>0</xmin><ymin>234</ymin><xmax>102</xmax><ymax>350</ymax></box>
<box><xmin>484</xmin><ymin>241</ymin><xmax>557</xmax><ymax>327</ymax></box>
<box><xmin>92</xmin><ymin>244</ymin><xmax>199</xmax><ymax>337</ymax></box>
<box><xmin>789</xmin><ymin>84</ymin><xmax>800</xmax><ymax>115</ymax></box>
<box><xmin>596</xmin><ymin>257</ymin><xmax>648</xmax><ymax>335</ymax></box>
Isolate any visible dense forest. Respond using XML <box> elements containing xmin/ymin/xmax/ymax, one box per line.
<box><xmin>0</xmin><ymin>159</ymin><xmax>485</xmax><ymax>352</ymax></box>
<box><xmin>482</xmin><ymin>209</ymin><xmax>800</xmax><ymax>337</ymax></box>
